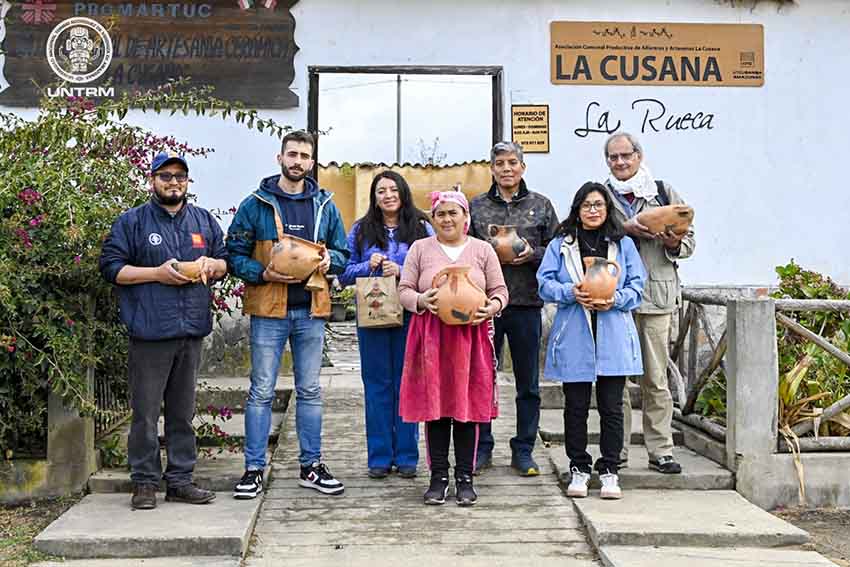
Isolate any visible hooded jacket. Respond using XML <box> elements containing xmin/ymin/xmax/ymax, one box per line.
<box><xmin>99</xmin><ymin>199</ymin><xmax>227</xmax><ymax>340</ymax></box>
<box><xmin>226</xmin><ymin>175</ymin><xmax>349</xmax><ymax>319</ymax></box>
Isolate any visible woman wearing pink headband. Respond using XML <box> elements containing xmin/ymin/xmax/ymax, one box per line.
<box><xmin>397</xmin><ymin>189</ymin><xmax>508</xmax><ymax>506</ymax></box>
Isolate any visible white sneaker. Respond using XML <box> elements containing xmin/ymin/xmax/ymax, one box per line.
<box><xmin>566</xmin><ymin>467</ymin><xmax>590</xmax><ymax>498</ymax></box>
<box><xmin>599</xmin><ymin>472</ymin><xmax>622</xmax><ymax>500</ymax></box>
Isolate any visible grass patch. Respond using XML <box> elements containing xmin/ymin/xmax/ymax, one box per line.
<box><xmin>0</xmin><ymin>495</ymin><xmax>81</xmax><ymax>566</ymax></box>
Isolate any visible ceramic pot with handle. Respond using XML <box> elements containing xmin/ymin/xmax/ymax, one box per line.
<box><xmin>431</xmin><ymin>265</ymin><xmax>487</xmax><ymax>325</ymax></box>
<box><xmin>580</xmin><ymin>257</ymin><xmax>620</xmax><ymax>305</ymax></box>
<box><xmin>637</xmin><ymin>204</ymin><xmax>694</xmax><ymax>236</ymax></box>
<box><xmin>270</xmin><ymin>234</ymin><xmax>324</xmax><ymax>281</ymax></box>
<box><xmin>171</xmin><ymin>260</ymin><xmax>204</xmax><ymax>283</ymax></box>
<box><xmin>487</xmin><ymin>224</ymin><xmax>528</xmax><ymax>263</ymax></box>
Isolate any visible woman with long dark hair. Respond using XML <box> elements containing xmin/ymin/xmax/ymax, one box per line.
<box><xmin>340</xmin><ymin>170</ymin><xmax>432</xmax><ymax>479</ymax></box>
<box><xmin>536</xmin><ymin>182</ymin><xmax>646</xmax><ymax>500</ymax></box>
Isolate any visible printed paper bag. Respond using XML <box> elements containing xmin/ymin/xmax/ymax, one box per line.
<box><xmin>355</xmin><ymin>275</ymin><xmax>403</xmax><ymax>329</ymax></box>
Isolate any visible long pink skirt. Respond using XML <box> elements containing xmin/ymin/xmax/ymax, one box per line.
<box><xmin>399</xmin><ymin>312</ymin><xmax>498</xmax><ymax>423</ymax></box>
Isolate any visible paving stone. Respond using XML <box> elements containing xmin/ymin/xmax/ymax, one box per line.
<box><xmin>573</xmin><ymin>490</ymin><xmax>810</xmax><ymax>548</ymax></box>
<box><xmin>539</xmin><ymin>408</ymin><xmax>684</xmax><ymax>445</ymax></box>
<box><xmin>598</xmin><ymin>546</ymin><xmax>838</xmax><ymax>567</ymax></box>
<box><xmin>548</xmin><ymin>443</ymin><xmax>733</xmax><ymax>490</ymax></box>
<box><xmin>33</xmin><ymin>493</ymin><xmax>262</xmax><ymax>558</ymax></box>
<box><xmin>33</xmin><ymin>558</ymin><xmax>240</xmax><ymax>567</ymax></box>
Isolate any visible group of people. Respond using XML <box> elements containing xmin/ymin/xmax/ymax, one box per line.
<box><xmin>99</xmin><ymin>129</ymin><xmax>694</xmax><ymax>510</ymax></box>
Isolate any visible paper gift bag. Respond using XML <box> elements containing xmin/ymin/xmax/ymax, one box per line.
<box><xmin>355</xmin><ymin>275</ymin><xmax>403</xmax><ymax>328</ymax></box>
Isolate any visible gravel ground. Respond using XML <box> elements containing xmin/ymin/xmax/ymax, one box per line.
<box><xmin>774</xmin><ymin>507</ymin><xmax>850</xmax><ymax>566</ymax></box>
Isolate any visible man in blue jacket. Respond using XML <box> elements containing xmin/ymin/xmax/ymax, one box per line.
<box><xmin>227</xmin><ymin>130</ymin><xmax>349</xmax><ymax>499</ymax></box>
<box><xmin>100</xmin><ymin>152</ymin><xmax>228</xmax><ymax>510</ymax></box>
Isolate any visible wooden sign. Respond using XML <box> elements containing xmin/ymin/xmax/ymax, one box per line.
<box><xmin>511</xmin><ymin>104</ymin><xmax>549</xmax><ymax>154</ymax></box>
<box><xmin>0</xmin><ymin>0</ymin><xmax>299</xmax><ymax>107</ymax></box>
<box><xmin>551</xmin><ymin>21</ymin><xmax>764</xmax><ymax>87</ymax></box>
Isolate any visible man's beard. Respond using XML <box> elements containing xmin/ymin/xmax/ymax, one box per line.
<box><xmin>153</xmin><ymin>187</ymin><xmax>186</xmax><ymax>206</ymax></box>
<box><xmin>282</xmin><ymin>165</ymin><xmax>307</xmax><ymax>182</ymax></box>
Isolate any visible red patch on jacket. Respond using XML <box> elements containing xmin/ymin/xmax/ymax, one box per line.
<box><xmin>191</xmin><ymin>233</ymin><xmax>205</xmax><ymax>249</ymax></box>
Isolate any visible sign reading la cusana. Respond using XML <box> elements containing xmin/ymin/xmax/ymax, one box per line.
<box><xmin>0</xmin><ymin>0</ymin><xmax>299</xmax><ymax>107</ymax></box>
<box><xmin>551</xmin><ymin>21</ymin><xmax>764</xmax><ymax>87</ymax></box>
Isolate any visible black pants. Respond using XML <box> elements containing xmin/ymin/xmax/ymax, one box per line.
<box><xmin>127</xmin><ymin>337</ymin><xmax>202</xmax><ymax>487</ymax></box>
<box><xmin>563</xmin><ymin>377</ymin><xmax>625</xmax><ymax>474</ymax></box>
<box><xmin>477</xmin><ymin>306</ymin><xmax>542</xmax><ymax>458</ymax></box>
<box><xmin>425</xmin><ymin>418</ymin><xmax>478</xmax><ymax>477</ymax></box>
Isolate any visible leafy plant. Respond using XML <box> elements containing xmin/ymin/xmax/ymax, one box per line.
<box><xmin>0</xmin><ymin>79</ymin><xmax>286</xmax><ymax>458</ymax></box>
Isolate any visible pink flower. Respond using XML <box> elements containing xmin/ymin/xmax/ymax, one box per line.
<box><xmin>65</xmin><ymin>319</ymin><xmax>75</xmax><ymax>327</ymax></box>
<box><xmin>29</xmin><ymin>214</ymin><xmax>45</xmax><ymax>227</ymax></box>
<box><xmin>74</xmin><ymin>255</ymin><xmax>82</xmax><ymax>264</ymax></box>
<box><xmin>18</xmin><ymin>188</ymin><xmax>42</xmax><ymax>205</ymax></box>
<box><xmin>6</xmin><ymin>345</ymin><xmax>14</xmax><ymax>353</ymax></box>
<box><xmin>15</xmin><ymin>228</ymin><xmax>33</xmax><ymax>249</ymax></box>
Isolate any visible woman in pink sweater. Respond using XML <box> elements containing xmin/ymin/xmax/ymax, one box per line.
<box><xmin>398</xmin><ymin>190</ymin><xmax>508</xmax><ymax>506</ymax></box>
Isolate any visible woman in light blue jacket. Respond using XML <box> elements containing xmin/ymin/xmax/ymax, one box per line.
<box><xmin>537</xmin><ymin>182</ymin><xmax>646</xmax><ymax>500</ymax></box>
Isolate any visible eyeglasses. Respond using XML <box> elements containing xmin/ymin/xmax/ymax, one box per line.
<box><xmin>580</xmin><ymin>201</ymin><xmax>606</xmax><ymax>212</ymax></box>
<box><xmin>154</xmin><ymin>172</ymin><xmax>189</xmax><ymax>183</ymax></box>
<box><xmin>606</xmin><ymin>151</ymin><xmax>637</xmax><ymax>163</ymax></box>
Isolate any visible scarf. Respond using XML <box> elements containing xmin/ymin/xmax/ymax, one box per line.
<box><xmin>607</xmin><ymin>163</ymin><xmax>658</xmax><ymax>200</ymax></box>
<box><xmin>429</xmin><ymin>190</ymin><xmax>470</xmax><ymax>234</ymax></box>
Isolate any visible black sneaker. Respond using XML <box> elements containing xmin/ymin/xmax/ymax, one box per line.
<box><xmin>424</xmin><ymin>473</ymin><xmax>449</xmax><ymax>505</ymax></box>
<box><xmin>649</xmin><ymin>455</ymin><xmax>682</xmax><ymax>474</ymax></box>
<box><xmin>368</xmin><ymin>467</ymin><xmax>390</xmax><ymax>479</ymax></box>
<box><xmin>473</xmin><ymin>452</ymin><xmax>492</xmax><ymax>476</ymax></box>
<box><xmin>233</xmin><ymin>470</ymin><xmax>263</xmax><ymax>499</ymax></box>
<box><xmin>397</xmin><ymin>467</ymin><xmax>418</xmax><ymax>479</ymax></box>
<box><xmin>455</xmin><ymin>474</ymin><xmax>478</xmax><ymax>506</ymax></box>
<box><xmin>166</xmin><ymin>483</ymin><xmax>216</xmax><ymax>504</ymax></box>
<box><xmin>131</xmin><ymin>483</ymin><xmax>157</xmax><ymax>510</ymax></box>
<box><xmin>299</xmin><ymin>462</ymin><xmax>345</xmax><ymax>495</ymax></box>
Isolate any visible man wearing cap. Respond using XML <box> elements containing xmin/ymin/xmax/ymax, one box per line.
<box><xmin>100</xmin><ymin>152</ymin><xmax>228</xmax><ymax>510</ymax></box>
<box><xmin>468</xmin><ymin>142</ymin><xmax>560</xmax><ymax>476</ymax></box>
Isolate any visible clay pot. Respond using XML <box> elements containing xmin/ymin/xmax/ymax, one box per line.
<box><xmin>270</xmin><ymin>235</ymin><xmax>324</xmax><ymax>281</ymax></box>
<box><xmin>488</xmin><ymin>225</ymin><xmax>528</xmax><ymax>263</ymax></box>
<box><xmin>431</xmin><ymin>265</ymin><xmax>487</xmax><ymax>325</ymax></box>
<box><xmin>580</xmin><ymin>257</ymin><xmax>620</xmax><ymax>304</ymax></box>
<box><xmin>171</xmin><ymin>260</ymin><xmax>203</xmax><ymax>283</ymax></box>
<box><xmin>637</xmin><ymin>204</ymin><xmax>694</xmax><ymax>235</ymax></box>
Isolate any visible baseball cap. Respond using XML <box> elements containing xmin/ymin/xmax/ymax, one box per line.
<box><xmin>151</xmin><ymin>151</ymin><xmax>189</xmax><ymax>174</ymax></box>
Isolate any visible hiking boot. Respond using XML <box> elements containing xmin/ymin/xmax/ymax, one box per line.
<box><xmin>166</xmin><ymin>483</ymin><xmax>216</xmax><ymax>504</ymax></box>
<box><xmin>131</xmin><ymin>483</ymin><xmax>157</xmax><ymax>510</ymax></box>
<box><xmin>368</xmin><ymin>467</ymin><xmax>390</xmax><ymax>479</ymax></box>
<box><xmin>649</xmin><ymin>455</ymin><xmax>682</xmax><ymax>474</ymax></box>
<box><xmin>473</xmin><ymin>452</ymin><xmax>492</xmax><ymax>476</ymax></box>
<box><xmin>233</xmin><ymin>470</ymin><xmax>263</xmax><ymax>499</ymax></box>
<box><xmin>566</xmin><ymin>467</ymin><xmax>590</xmax><ymax>498</ymax></box>
<box><xmin>511</xmin><ymin>453</ymin><xmax>540</xmax><ymax>477</ymax></box>
<box><xmin>423</xmin><ymin>472</ymin><xmax>449</xmax><ymax>505</ymax></box>
<box><xmin>455</xmin><ymin>474</ymin><xmax>478</xmax><ymax>507</ymax></box>
<box><xmin>299</xmin><ymin>462</ymin><xmax>345</xmax><ymax>495</ymax></box>
<box><xmin>599</xmin><ymin>472</ymin><xmax>623</xmax><ymax>500</ymax></box>
<box><xmin>397</xmin><ymin>467</ymin><xmax>418</xmax><ymax>479</ymax></box>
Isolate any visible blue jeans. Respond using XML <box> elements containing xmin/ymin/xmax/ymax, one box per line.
<box><xmin>245</xmin><ymin>309</ymin><xmax>324</xmax><ymax>470</ymax></box>
<box><xmin>357</xmin><ymin>315</ymin><xmax>419</xmax><ymax>470</ymax></box>
<box><xmin>478</xmin><ymin>306</ymin><xmax>542</xmax><ymax>458</ymax></box>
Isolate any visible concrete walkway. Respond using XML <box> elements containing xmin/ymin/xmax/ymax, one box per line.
<box><xmin>244</xmin><ymin>372</ymin><xmax>599</xmax><ymax>566</ymax></box>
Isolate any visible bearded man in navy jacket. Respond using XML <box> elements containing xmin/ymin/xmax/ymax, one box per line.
<box><xmin>100</xmin><ymin>152</ymin><xmax>228</xmax><ymax>510</ymax></box>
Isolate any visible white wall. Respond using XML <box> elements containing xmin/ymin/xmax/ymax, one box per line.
<box><xmin>3</xmin><ymin>0</ymin><xmax>849</xmax><ymax>285</ymax></box>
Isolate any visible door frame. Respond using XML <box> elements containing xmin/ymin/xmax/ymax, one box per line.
<box><xmin>307</xmin><ymin>65</ymin><xmax>504</xmax><ymax>177</ymax></box>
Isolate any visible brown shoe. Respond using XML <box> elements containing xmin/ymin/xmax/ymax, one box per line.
<box><xmin>165</xmin><ymin>483</ymin><xmax>216</xmax><ymax>504</ymax></box>
<box><xmin>131</xmin><ymin>483</ymin><xmax>157</xmax><ymax>510</ymax></box>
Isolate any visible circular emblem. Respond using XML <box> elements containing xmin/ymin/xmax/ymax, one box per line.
<box><xmin>148</xmin><ymin>233</ymin><xmax>163</xmax><ymax>246</ymax></box>
<box><xmin>45</xmin><ymin>17</ymin><xmax>113</xmax><ymax>84</ymax></box>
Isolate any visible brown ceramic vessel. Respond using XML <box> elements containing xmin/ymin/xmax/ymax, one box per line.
<box><xmin>580</xmin><ymin>257</ymin><xmax>620</xmax><ymax>304</ymax></box>
<box><xmin>637</xmin><ymin>204</ymin><xmax>694</xmax><ymax>235</ymax></box>
<box><xmin>487</xmin><ymin>225</ymin><xmax>528</xmax><ymax>263</ymax></box>
<box><xmin>431</xmin><ymin>265</ymin><xmax>488</xmax><ymax>325</ymax></box>
<box><xmin>270</xmin><ymin>234</ymin><xmax>324</xmax><ymax>281</ymax></box>
<box><xmin>171</xmin><ymin>260</ymin><xmax>203</xmax><ymax>283</ymax></box>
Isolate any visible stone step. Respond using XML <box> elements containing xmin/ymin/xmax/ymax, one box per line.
<box><xmin>548</xmin><ymin>444</ymin><xmax>733</xmax><ymax>490</ymax></box>
<box><xmin>539</xmin><ymin>408</ymin><xmax>685</xmax><ymax>445</ymax></box>
<box><xmin>34</xmin><ymin>558</ymin><xmax>240</xmax><ymax>567</ymax></box>
<box><xmin>572</xmin><ymin>490</ymin><xmax>809</xmax><ymax>549</ymax></box>
<box><xmin>598</xmin><ymin>546</ymin><xmax>838</xmax><ymax>567</ymax></box>
<box><xmin>157</xmin><ymin>412</ymin><xmax>284</xmax><ymax>445</ymax></box>
<box><xmin>541</xmin><ymin>381</ymin><xmax>641</xmax><ymax>409</ymax></box>
<box><xmin>88</xmin><ymin>450</ymin><xmax>271</xmax><ymax>494</ymax></box>
<box><xmin>33</xmin><ymin>492</ymin><xmax>263</xmax><ymax>559</ymax></box>
<box><xmin>196</xmin><ymin>376</ymin><xmax>289</xmax><ymax>412</ymax></box>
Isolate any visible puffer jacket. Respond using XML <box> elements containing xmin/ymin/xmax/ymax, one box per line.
<box><xmin>226</xmin><ymin>175</ymin><xmax>349</xmax><ymax>319</ymax></box>
<box><xmin>604</xmin><ymin>180</ymin><xmax>695</xmax><ymax>314</ymax></box>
